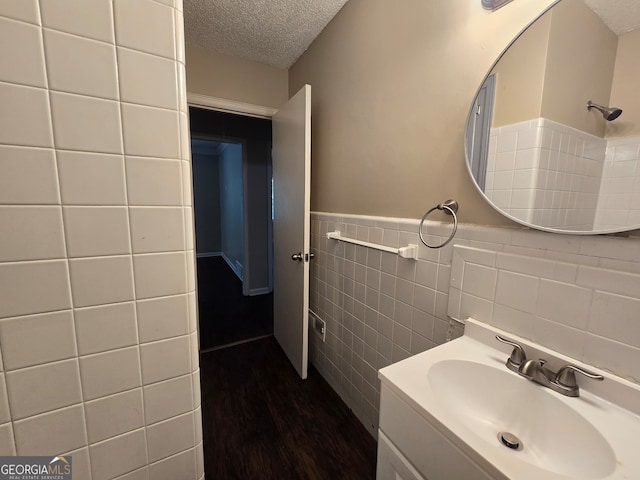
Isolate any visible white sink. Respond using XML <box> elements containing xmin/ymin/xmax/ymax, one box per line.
<box><xmin>378</xmin><ymin>318</ymin><xmax>640</xmax><ymax>480</ymax></box>
<box><xmin>428</xmin><ymin>359</ymin><xmax>615</xmax><ymax>479</ymax></box>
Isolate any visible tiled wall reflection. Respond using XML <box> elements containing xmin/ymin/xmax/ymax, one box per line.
<box><xmin>487</xmin><ymin>118</ymin><xmax>605</xmax><ymax>230</ymax></box>
<box><xmin>595</xmin><ymin>135</ymin><xmax>640</xmax><ymax>230</ymax></box>
<box><xmin>0</xmin><ymin>1</ymin><xmax>203</xmax><ymax>479</ymax></box>
<box><xmin>310</xmin><ymin>212</ymin><xmax>640</xmax><ymax>435</ymax></box>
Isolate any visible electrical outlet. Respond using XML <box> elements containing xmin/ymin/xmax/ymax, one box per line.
<box><xmin>309</xmin><ymin>310</ymin><xmax>326</xmax><ymax>342</ymax></box>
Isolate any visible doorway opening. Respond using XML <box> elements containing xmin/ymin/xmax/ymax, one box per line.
<box><xmin>190</xmin><ymin>107</ymin><xmax>274</xmax><ymax>350</ymax></box>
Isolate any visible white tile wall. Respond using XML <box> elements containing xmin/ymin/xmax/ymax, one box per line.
<box><xmin>449</xmin><ymin>243</ymin><xmax>640</xmax><ymax>382</ymax></box>
<box><xmin>595</xmin><ymin>135</ymin><xmax>640</xmax><ymax>230</ymax></box>
<box><xmin>487</xmin><ymin>118</ymin><xmax>640</xmax><ymax>232</ymax></box>
<box><xmin>487</xmin><ymin>118</ymin><xmax>605</xmax><ymax>230</ymax></box>
<box><xmin>0</xmin><ymin>2</ymin><xmax>202</xmax><ymax>478</ymax></box>
<box><xmin>310</xmin><ymin>211</ymin><xmax>640</xmax><ymax>436</ymax></box>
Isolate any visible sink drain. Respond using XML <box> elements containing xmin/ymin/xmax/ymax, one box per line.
<box><xmin>498</xmin><ymin>432</ymin><xmax>523</xmax><ymax>451</ymax></box>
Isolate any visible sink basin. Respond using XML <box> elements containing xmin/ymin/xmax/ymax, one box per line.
<box><xmin>378</xmin><ymin>318</ymin><xmax>640</xmax><ymax>480</ymax></box>
<box><xmin>428</xmin><ymin>359</ymin><xmax>616</xmax><ymax>479</ymax></box>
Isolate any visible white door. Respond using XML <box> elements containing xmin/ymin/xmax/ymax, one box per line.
<box><xmin>272</xmin><ymin>84</ymin><xmax>311</xmax><ymax>379</ymax></box>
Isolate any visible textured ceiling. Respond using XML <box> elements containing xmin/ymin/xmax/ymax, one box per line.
<box><xmin>184</xmin><ymin>0</ymin><xmax>349</xmax><ymax>69</ymax></box>
<box><xmin>584</xmin><ymin>0</ymin><xmax>640</xmax><ymax>34</ymax></box>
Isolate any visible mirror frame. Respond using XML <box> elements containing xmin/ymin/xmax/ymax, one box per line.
<box><xmin>465</xmin><ymin>0</ymin><xmax>640</xmax><ymax>235</ymax></box>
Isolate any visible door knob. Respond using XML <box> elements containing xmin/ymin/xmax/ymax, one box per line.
<box><xmin>291</xmin><ymin>252</ymin><xmax>303</xmax><ymax>261</ymax></box>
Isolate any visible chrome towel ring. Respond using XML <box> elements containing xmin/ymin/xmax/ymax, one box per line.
<box><xmin>419</xmin><ymin>199</ymin><xmax>459</xmax><ymax>249</ymax></box>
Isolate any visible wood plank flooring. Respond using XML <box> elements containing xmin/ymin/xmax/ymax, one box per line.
<box><xmin>199</xmin><ymin>337</ymin><xmax>378</xmax><ymax>479</ymax></box>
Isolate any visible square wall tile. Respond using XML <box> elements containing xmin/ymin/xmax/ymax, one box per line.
<box><xmin>75</xmin><ymin>302</ymin><xmax>137</xmax><ymax>355</ymax></box>
<box><xmin>40</xmin><ymin>0</ymin><xmax>114</xmax><ymax>43</ymax></box>
<box><xmin>0</xmin><ymin>260</ymin><xmax>71</xmax><ymax>319</ymax></box>
<box><xmin>50</xmin><ymin>92</ymin><xmax>122</xmax><ymax>154</ymax></box>
<box><xmin>148</xmin><ymin>448</ymin><xmax>196</xmax><ymax>480</ymax></box>
<box><xmin>532</xmin><ymin>317</ymin><xmax>586</xmax><ymax>360</ymax></box>
<box><xmin>0</xmin><ymin>206</ymin><xmax>65</xmax><ymax>261</ymax></box>
<box><xmin>0</xmin><ymin>423</ymin><xmax>15</xmax><ymax>456</ymax></box>
<box><xmin>461</xmin><ymin>263</ymin><xmax>497</xmax><ymax>301</ymax></box>
<box><xmin>44</xmin><ymin>29</ymin><xmax>118</xmax><ymax>99</ymax></box>
<box><xmin>0</xmin><ymin>18</ymin><xmax>46</xmax><ymax>87</ymax></box>
<box><xmin>69</xmin><ymin>256</ymin><xmax>134</xmax><ymax>308</ymax></box>
<box><xmin>130</xmin><ymin>207</ymin><xmax>184</xmax><ymax>253</ymax></box>
<box><xmin>184</xmin><ymin>207</ymin><xmax>194</xmax><ymax>251</ymax></box>
<box><xmin>121</xmin><ymin>104</ymin><xmax>180</xmax><ymax>159</ymax></box>
<box><xmin>588</xmin><ymin>291</ymin><xmax>640</xmax><ymax>346</ymax></box>
<box><xmin>126</xmin><ymin>157</ymin><xmax>182</xmax><ymax>206</ymax></box>
<box><xmin>118</xmin><ymin>47</ymin><xmax>178</xmax><ymax>109</ymax></box>
<box><xmin>0</xmin><ymin>375</ymin><xmax>10</xmax><ymax>424</ymax></box>
<box><xmin>146</xmin><ymin>412</ymin><xmax>194</xmax><ymax>463</ymax></box>
<box><xmin>140</xmin><ymin>336</ymin><xmax>190</xmax><ymax>384</ymax></box>
<box><xmin>0</xmin><ymin>310</ymin><xmax>76</xmax><ymax>370</ymax></box>
<box><xmin>181</xmin><ymin>161</ymin><xmax>192</xmax><ymax>205</ymax></box>
<box><xmin>137</xmin><ymin>294</ymin><xmax>189</xmax><ymax>343</ymax></box>
<box><xmin>114</xmin><ymin>0</ymin><xmax>175</xmax><ymax>59</ymax></box>
<box><xmin>536</xmin><ymin>279</ymin><xmax>592</xmax><ymax>330</ymax></box>
<box><xmin>63</xmin><ymin>447</ymin><xmax>91</xmax><ymax>480</ymax></box>
<box><xmin>583</xmin><ymin>334</ymin><xmax>640</xmax><ymax>382</ymax></box>
<box><xmin>175</xmin><ymin>9</ymin><xmax>185</xmax><ymax>65</ymax></box>
<box><xmin>6</xmin><ymin>359</ymin><xmax>81</xmax><ymax>419</ymax></box>
<box><xmin>0</xmin><ymin>146</ymin><xmax>59</xmax><ymax>204</ymax></box>
<box><xmin>14</xmin><ymin>404</ymin><xmax>87</xmax><ymax>456</ymax></box>
<box><xmin>57</xmin><ymin>151</ymin><xmax>126</xmax><ymax>205</ymax></box>
<box><xmin>85</xmin><ymin>389</ymin><xmax>144</xmax><ymax>444</ymax></box>
<box><xmin>89</xmin><ymin>428</ymin><xmax>148</xmax><ymax>480</ymax></box>
<box><xmin>492</xmin><ymin>304</ymin><xmax>535</xmax><ymax>339</ymax></box>
<box><xmin>79</xmin><ymin>346</ymin><xmax>141</xmax><ymax>401</ymax></box>
<box><xmin>133</xmin><ymin>252</ymin><xmax>187</xmax><ymax>299</ymax></box>
<box><xmin>143</xmin><ymin>374</ymin><xmax>192</xmax><ymax>425</ymax></box>
<box><xmin>0</xmin><ymin>83</ymin><xmax>53</xmax><ymax>147</ymax></box>
<box><xmin>0</xmin><ymin>0</ymin><xmax>39</xmax><ymax>24</ymax></box>
<box><xmin>191</xmin><ymin>371</ymin><xmax>201</xmax><ymax>409</ymax></box>
<box><xmin>64</xmin><ymin>206</ymin><xmax>131</xmax><ymax>257</ymax></box>
<box><xmin>494</xmin><ymin>270</ymin><xmax>539</xmax><ymax>313</ymax></box>
<box><xmin>113</xmin><ymin>468</ymin><xmax>149</xmax><ymax>480</ymax></box>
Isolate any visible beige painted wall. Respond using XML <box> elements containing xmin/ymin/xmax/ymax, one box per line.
<box><xmin>607</xmin><ymin>29</ymin><xmax>640</xmax><ymax>138</ymax></box>
<box><xmin>491</xmin><ymin>14</ymin><xmax>550</xmax><ymax>127</ymax></box>
<box><xmin>541</xmin><ymin>0</ymin><xmax>617</xmax><ymax>137</ymax></box>
<box><xmin>186</xmin><ymin>44</ymin><xmax>288</xmax><ymax>109</ymax></box>
<box><xmin>491</xmin><ymin>0</ymin><xmax>617</xmax><ymax>136</ymax></box>
<box><xmin>289</xmin><ymin>0</ymin><xmax>556</xmax><ymax>224</ymax></box>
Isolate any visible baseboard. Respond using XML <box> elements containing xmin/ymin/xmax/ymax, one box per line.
<box><xmin>196</xmin><ymin>252</ymin><xmax>222</xmax><ymax>258</ymax></box>
<box><xmin>249</xmin><ymin>287</ymin><xmax>271</xmax><ymax>296</ymax></box>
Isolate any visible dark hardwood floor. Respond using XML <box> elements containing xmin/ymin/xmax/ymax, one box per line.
<box><xmin>199</xmin><ymin>337</ymin><xmax>378</xmax><ymax>480</ymax></box>
<box><xmin>196</xmin><ymin>256</ymin><xmax>273</xmax><ymax>350</ymax></box>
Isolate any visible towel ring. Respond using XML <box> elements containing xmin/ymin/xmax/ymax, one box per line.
<box><xmin>419</xmin><ymin>199</ymin><xmax>459</xmax><ymax>249</ymax></box>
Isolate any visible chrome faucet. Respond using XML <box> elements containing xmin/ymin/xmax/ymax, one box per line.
<box><xmin>495</xmin><ymin>335</ymin><xmax>604</xmax><ymax>397</ymax></box>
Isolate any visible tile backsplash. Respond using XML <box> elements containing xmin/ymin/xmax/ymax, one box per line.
<box><xmin>448</xmin><ymin>244</ymin><xmax>640</xmax><ymax>382</ymax></box>
<box><xmin>309</xmin><ymin>211</ymin><xmax>640</xmax><ymax>435</ymax></box>
<box><xmin>0</xmin><ymin>1</ymin><xmax>202</xmax><ymax>479</ymax></box>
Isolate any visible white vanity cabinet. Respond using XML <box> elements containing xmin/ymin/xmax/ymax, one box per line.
<box><xmin>377</xmin><ymin>383</ymin><xmax>497</xmax><ymax>480</ymax></box>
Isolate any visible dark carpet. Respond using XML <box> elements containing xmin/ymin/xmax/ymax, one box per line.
<box><xmin>199</xmin><ymin>337</ymin><xmax>378</xmax><ymax>480</ymax></box>
<box><xmin>196</xmin><ymin>256</ymin><xmax>273</xmax><ymax>350</ymax></box>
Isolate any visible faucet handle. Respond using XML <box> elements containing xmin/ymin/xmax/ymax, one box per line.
<box><xmin>555</xmin><ymin>364</ymin><xmax>604</xmax><ymax>388</ymax></box>
<box><xmin>495</xmin><ymin>335</ymin><xmax>527</xmax><ymax>371</ymax></box>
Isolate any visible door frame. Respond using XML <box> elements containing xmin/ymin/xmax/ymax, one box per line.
<box><xmin>191</xmin><ymin>134</ymin><xmax>250</xmax><ymax>295</ymax></box>
<box><xmin>187</xmin><ymin>93</ymin><xmax>277</xmax><ymax>120</ymax></box>
<box><xmin>188</xmin><ymin>93</ymin><xmax>278</xmax><ymax>295</ymax></box>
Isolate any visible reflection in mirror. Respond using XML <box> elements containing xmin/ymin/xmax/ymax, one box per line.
<box><xmin>466</xmin><ymin>0</ymin><xmax>640</xmax><ymax>234</ymax></box>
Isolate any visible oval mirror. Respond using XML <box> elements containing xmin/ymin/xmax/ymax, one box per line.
<box><xmin>465</xmin><ymin>0</ymin><xmax>640</xmax><ymax>234</ymax></box>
